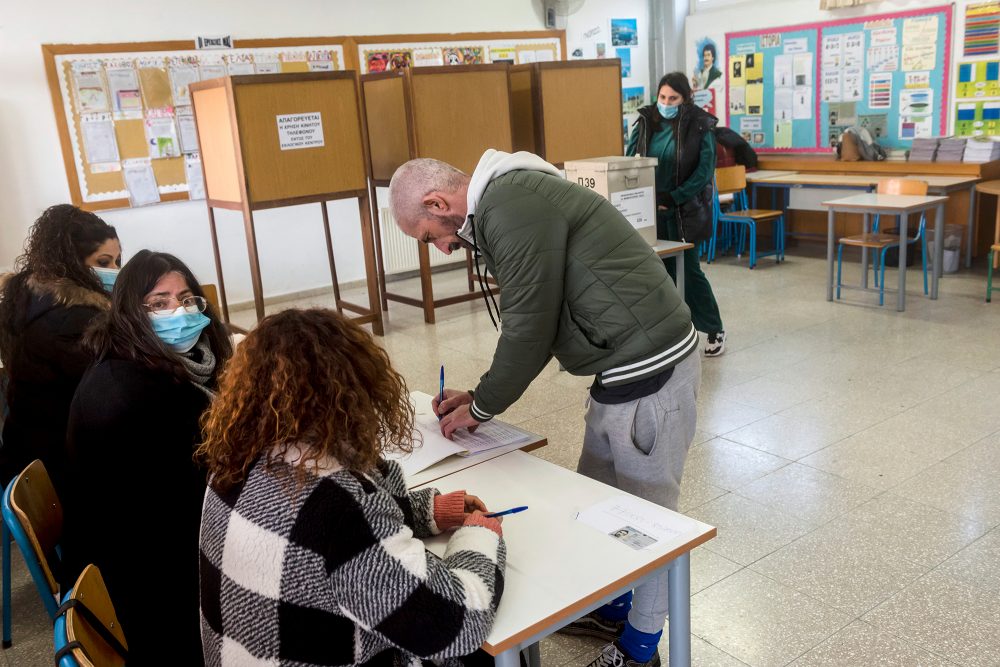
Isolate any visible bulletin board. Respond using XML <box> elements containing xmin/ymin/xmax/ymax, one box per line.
<box><xmin>724</xmin><ymin>5</ymin><xmax>952</xmax><ymax>152</ymax></box>
<box><xmin>818</xmin><ymin>6</ymin><xmax>952</xmax><ymax>150</ymax></box>
<box><xmin>726</xmin><ymin>26</ymin><xmax>819</xmax><ymax>152</ymax></box>
<box><xmin>954</xmin><ymin>2</ymin><xmax>1000</xmax><ymax>138</ymax></box>
<box><xmin>355</xmin><ymin>34</ymin><xmax>563</xmax><ymax>73</ymax></box>
<box><xmin>43</xmin><ymin>30</ymin><xmax>564</xmax><ymax>213</ymax></box>
<box><xmin>44</xmin><ymin>38</ymin><xmax>350</xmax><ymax>212</ymax></box>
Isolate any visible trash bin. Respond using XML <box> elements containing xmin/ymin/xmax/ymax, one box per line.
<box><xmin>881</xmin><ymin>227</ymin><xmax>917</xmax><ymax>267</ymax></box>
<box><xmin>926</xmin><ymin>223</ymin><xmax>964</xmax><ymax>274</ymax></box>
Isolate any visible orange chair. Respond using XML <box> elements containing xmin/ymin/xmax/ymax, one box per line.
<box><xmin>836</xmin><ymin>178</ymin><xmax>929</xmax><ymax>306</ymax></box>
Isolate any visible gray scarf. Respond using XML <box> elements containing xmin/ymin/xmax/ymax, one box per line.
<box><xmin>179</xmin><ymin>337</ymin><xmax>217</xmax><ymax>399</ymax></box>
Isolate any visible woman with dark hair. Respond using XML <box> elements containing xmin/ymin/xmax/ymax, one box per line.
<box><xmin>197</xmin><ymin>308</ymin><xmax>506</xmax><ymax>666</ymax></box>
<box><xmin>61</xmin><ymin>250</ymin><xmax>232</xmax><ymax>666</ymax></box>
<box><xmin>0</xmin><ymin>204</ymin><xmax>120</xmax><ymax>489</ymax></box>
<box><xmin>628</xmin><ymin>72</ymin><xmax>727</xmax><ymax>358</ymax></box>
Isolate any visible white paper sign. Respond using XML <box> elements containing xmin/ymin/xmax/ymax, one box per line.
<box><xmin>783</xmin><ymin>38</ymin><xmax>808</xmax><ymax>54</ymax></box>
<box><xmin>276</xmin><ymin>112</ymin><xmax>324</xmax><ymax>150</ymax></box>
<box><xmin>577</xmin><ymin>495</ymin><xmax>684</xmax><ymax>550</ymax></box>
<box><xmin>185</xmin><ymin>155</ymin><xmax>205</xmax><ymax>200</ymax></box>
<box><xmin>611</xmin><ymin>186</ymin><xmax>654</xmax><ymax>229</ymax></box>
<box><xmin>740</xmin><ymin>115</ymin><xmax>763</xmax><ymax>131</ymax></box>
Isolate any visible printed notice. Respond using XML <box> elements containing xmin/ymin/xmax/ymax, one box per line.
<box><xmin>611</xmin><ymin>187</ymin><xmax>654</xmax><ymax>230</ymax></box>
<box><xmin>577</xmin><ymin>495</ymin><xmax>685</xmax><ymax>551</ymax></box>
<box><xmin>276</xmin><ymin>112</ymin><xmax>324</xmax><ymax>150</ymax></box>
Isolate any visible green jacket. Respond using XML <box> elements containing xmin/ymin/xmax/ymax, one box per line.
<box><xmin>468</xmin><ymin>170</ymin><xmax>697</xmax><ymax>421</ymax></box>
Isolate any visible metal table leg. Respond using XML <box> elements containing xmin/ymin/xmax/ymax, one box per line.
<box><xmin>827</xmin><ymin>208</ymin><xmax>836</xmax><ymax>301</ymax></box>
<box><xmin>677</xmin><ymin>252</ymin><xmax>686</xmax><ymax>300</ymax></box>
<box><xmin>861</xmin><ymin>212</ymin><xmax>870</xmax><ymax>289</ymax></box>
<box><xmin>494</xmin><ymin>648</ymin><xmax>521</xmax><ymax>666</ymax></box>
<box><xmin>667</xmin><ymin>552</ymin><xmax>692</xmax><ymax>667</ymax></box>
<box><xmin>897</xmin><ymin>213</ymin><xmax>908</xmax><ymax>312</ymax></box>
<box><xmin>967</xmin><ymin>185</ymin><xmax>975</xmax><ymax>269</ymax></box>
<box><xmin>932</xmin><ymin>203</ymin><xmax>944</xmax><ymax>299</ymax></box>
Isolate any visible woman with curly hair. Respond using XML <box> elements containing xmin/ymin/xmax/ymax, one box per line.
<box><xmin>197</xmin><ymin>308</ymin><xmax>506</xmax><ymax>667</ymax></box>
<box><xmin>61</xmin><ymin>250</ymin><xmax>232</xmax><ymax>666</ymax></box>
<box><xmin>0</xmin><ymin>204</ymin><xmax>120</xmax><ymax>489</ymax></box>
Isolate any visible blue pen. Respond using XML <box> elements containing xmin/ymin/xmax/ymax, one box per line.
<box><xmin>437</xmin><ymin>365</ymin><xmax>445</xmax><ymax>421</ymax></box>
<box><xmin>485</xmin><ymin>506</ymin><xmax>529</xmax><ymax>518</ymax></box>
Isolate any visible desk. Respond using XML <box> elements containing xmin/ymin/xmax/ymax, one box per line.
<box><xmin>752</xmin><ymin>173</ymin><xmax>979</xmax><ymax>268</ymax></box>
<box><xmin>652</xmin><ymin>240</ymin><xmax>694</xmax><ymax>299</ymax></box>
<box><xmin>417</xmin><ymin>451</ymin><xmax>716</xmax><ymax>667</ymax></box>
<box><xmin>823</xmin><ymin>193</ymin><xmax>948</xmax><ymax>311</ymax></box>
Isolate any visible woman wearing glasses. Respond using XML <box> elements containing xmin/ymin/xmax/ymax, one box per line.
<box><xmin>61</xmin><ymin>250</ymin><xmax>231</xmax><ymax>666</ymax></box>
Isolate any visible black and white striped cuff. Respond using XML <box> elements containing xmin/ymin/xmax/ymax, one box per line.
<box><xmin>469</xmin><ymin>400</ymin><xmax>494</xmax><ymax>422</ymax></box>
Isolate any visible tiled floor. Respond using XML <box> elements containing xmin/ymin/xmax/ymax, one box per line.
<box><xmin>5</xmin><ymin>249</ymin><xmax>1000</xmax><ymax>666</ymax></box>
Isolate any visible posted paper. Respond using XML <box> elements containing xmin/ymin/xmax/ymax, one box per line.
<box><xmin>774</xmin><ymin>55</ymin><xmax>793</xmax><ymax>89</ymax></box>
<box><xmin>842</xmin><ymin>67</ymin><xmax>863</xmax><ymax>102</ymax></box>
<box><xmin>185</xmin><ymin>155</ymin><xmax>205</xmax><ymax>200</ymax></box>
<box><xmin>577</xmin><ymin>495</ymin><xmax>683</xmax><ymax>550</ymax></box>
<box><xmin>80</xmin><ymin>113</ymin><xmax>120</xmax><ymax>164</ymax></box>
<box><xmin>122</xmin><ymin>159</ymin><xmax>160</xmax><ymax>207</ymax></box>
<box><xmin>144</xmin><ymin>109</ymin><xmax>180</xmax><ymax>159</ymax></box>
<box><xmin>746</xmin><ymin>83</ymin><xmax>764</xmax><ymax>115</ymax></box>
<box><xmin>869</xmin><ymin>72</ymin><xmax>893</xmax><ymax>109</ymax></box>
<box><xmin>793</xmin><ymin>86</ymin><xmax>813</xmax><ymax>119</ymax></box>
<box><xmin>610</xmin><ymin>187</ymin><xmax>654</xmax><ymax>230</ymax></box>
<box><xmin>793</xmin><ymin>53</ymin><xmax>813</xmax><ymax>86</ymax></box>
<box><xmin>276</xmin><ymin>112</ymin><xmax>324</xmax><ymax>150</ymax></box>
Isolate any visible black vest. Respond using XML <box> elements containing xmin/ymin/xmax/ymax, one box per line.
<box><xmin>631</xmin><ymin>103</ymin><xmax>718</xmax><ymax>198</ymax></box>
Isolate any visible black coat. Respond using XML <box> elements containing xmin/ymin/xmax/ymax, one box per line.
<box><xmin>0</xmin><ymin>277</ymin><xmax>108</xmax><ymax>490</ymax></box>
<box><xmin>62</xmin><ymin>357</ymin><xmax>209</xmax><ymax>666</ymax></box>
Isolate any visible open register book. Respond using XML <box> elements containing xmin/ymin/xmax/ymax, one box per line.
<box><xmin>386</xmin><ymin>391</ymin><xmax>538</xmax><ymax>478</ymax></box>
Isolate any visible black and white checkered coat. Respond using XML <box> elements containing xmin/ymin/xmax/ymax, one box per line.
<box><xmin>199</xmin><ymin>451</ymin><xmax>506</xmax><ymax>666</ymax></box>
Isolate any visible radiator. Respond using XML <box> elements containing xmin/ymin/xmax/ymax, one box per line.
<box><xmin>378</xmin><ymin>207</ymin><xmax>462</xmax><ymax>275</ymax></box>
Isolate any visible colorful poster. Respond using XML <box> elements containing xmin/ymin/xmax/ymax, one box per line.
<box><xmin>965</xmin><ymin>2</ymin><xmax>1000</xmax><ymax>57</ymax></box>
<box><xmin>611</xmin><ymin>18</ymin><xmax>639</xmax><ymax>46</ymax></box>
<box><xmin>869</xmin><ymin>72</ymin><xmax>893</xmax><ymax>109</ymax></box>
<box><xmin>957</xmin><ymin>60</ymin><xmax>1000</xmax><ymax>98</ymax></box>
<box><xmin>144</xmin><ymin>108</ymin><xmax>180</xmax><ymax>159</ymax></box>
<box><xmin>859</xmin><ymin>113</ymin><xmax>888</xmax><ymax>140</ymax></box>
<box><xmin>744</xmin><ymin>52</ymin><xmax>764</xmax><ymax>82</ymax></box>
<box><xmin>868</xmin><ymin>44</ymin><xmax>899</xmax><ymax>71</ymax></box>
<box><xmin>622</xmin><ymin>86</ymin><xmax>645</xmax><ymax>114</ymax></box>
<box><xmin>442</xmin><ymin>47</ymin><xmax>483</xmax><ymax>66</ymax></box>
<box><xmin>729</xmin><ymin>55</ymin><xmax>746</xmax><ymax>84</ymax></box>
<box><xmin>616</xmin><ymin>47</ymin><xmax>632</xmax><ymax>78</ymax></box>
<box><xmin>954</xmin><ymin>100</ymin><xmax>1000</xmax><ymax>136</ymax></box>
<box><xmin>691</xmin><ymin>38</ymin><xmax>723</xmax><ymax>91</ymax></box>
<box><xmin>746</xmin><ymin>83</ymin><xmax>764</xmax><ymax>115</ymax></box>
<box><xmin>72</xmin><ymin>63</ymin><xmax>110</xmax><ymax>113</ymax></box>
<box><xmin>105</xmin><ymin>66</ymin><xmax>141</xmax><ymax>118</ymax></box>
<box><xmin>692</xmin><ymin>88</ymin><xmax>716</xmax><ymax>116</ymax></box>
<box><xmin>905</xmin><ymin>71</ymin><xmax>931</xmax><ymax>89</ymax></box>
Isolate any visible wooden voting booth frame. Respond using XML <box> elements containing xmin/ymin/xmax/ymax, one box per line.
<box><xmin>510</xmin><ymin>59</ymin><xmax>624</xmax><ymax>166</ymax></box>
<box><xmin>361</xmin><ymin>64</ymin><xmax>514</xmax><ymax>324</ymax></box>
<box><xmin>189</xmin><ymin>72</ymin><xmax>383</xmax><ymax>334</ymax></box>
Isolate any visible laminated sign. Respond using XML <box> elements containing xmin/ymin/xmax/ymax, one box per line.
<box><xmin>276</xmin><ymin>112</ymin><xmax>324</xmax><ymax>150</ymax></box>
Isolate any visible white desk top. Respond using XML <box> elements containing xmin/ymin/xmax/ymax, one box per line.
<box><xmin>417</xmin><ymin>451</ymin><xmax>715</xmax><ymax>654</ymax></box>
<box><xmin>822</xmin><ymin>193</ymin><xmax>949</xmax><ymax>213</ymax></box>
<box><xmin>751</xmin><ymin>172</ymin><xmax>978</xmax><ymax>191</ymax></box>
<box><xmin>652</xmin><ymin>239</ymin><xmax>694</xmax><ymax>256</ymax></box>
<box><xmin>403</xmin><ymin>392</ymin><xmax>547</xmax><ymax>489</ymax></box>
<box><xmin>745</xmin><ymin>170</ymin><xmax>799</xmax><ymax>181</ymax></box>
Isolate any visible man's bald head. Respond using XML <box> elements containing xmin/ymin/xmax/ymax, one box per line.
<box><xmin>388</xmin><ymin>158</ymin><xmax>470</xmax><ymax>232</ymax></box>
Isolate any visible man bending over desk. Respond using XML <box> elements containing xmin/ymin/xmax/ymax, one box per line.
<box><xmin>389</xmin><ymin>150</ymin><xmax>701</xmax><ymax>667</ymax></box>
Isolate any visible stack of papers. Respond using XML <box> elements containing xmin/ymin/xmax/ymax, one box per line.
<box><xmin>885</xmin><ymin>149</ymin><xmax>908</xmax><ymax>162</ymax></box>
<box><xmin>936</xmin><ymin>138</ymin><xmax>968</xmax><ymax>163</ymax></box>
<box><xmin>386</xmin><ymin>393</ymin><xmax>537</xmax><ymax>478</ymax></box>
<box><xmin>908</xmin><ymin>137</ymin><xmax>940</xmax><ymax>162</ymax></box>
<box><xmin>964</xmin><ymin>137</ymin><xmax>1000</xmax><ymax>163</ymax></box>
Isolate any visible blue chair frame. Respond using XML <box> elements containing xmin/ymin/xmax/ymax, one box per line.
<box><xmin>836</xmin><ymin>212</ymin><xmax>929</xmax><ymax>306</ymax></box>
<box><xmin>709</xmin><ymin>181</ymin><xmax>785</xmax><ymax>268</ymax></box>
<box><xmin>53</xmin><ymin>587</ymin><xmax>73</xmax><ymax>667</ymax></box>
<box><xmin>0</xmin><ymin>467</ymin><xmax>61</xmax><ymax>627</ymax></box>
<box><xmin>1</xmin><ymin>494</ymin><xmax>9</xmax><ymax>648</ymax></box>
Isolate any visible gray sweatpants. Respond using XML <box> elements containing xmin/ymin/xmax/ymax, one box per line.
<box><xmin>577</xmin><ymin>351</ymin><xmax>701</xmax><ymax>634</ymax></box>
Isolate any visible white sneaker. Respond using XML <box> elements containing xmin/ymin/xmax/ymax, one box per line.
<box><xmin>704</xmin><ymin>331</ymin><xmax>726</xmax><ymax>357</ymax></box>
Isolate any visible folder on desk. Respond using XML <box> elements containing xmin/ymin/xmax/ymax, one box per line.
<box><xmin>386</xmin><ymin>393</ymin><xmax>536</xmax><ymax>477</ymax></box>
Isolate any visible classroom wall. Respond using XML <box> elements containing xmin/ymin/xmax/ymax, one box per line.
<box><xmin>0</xmin><ymin>0</ymin><xmax>548</xmax><ymax>305</ymax></box>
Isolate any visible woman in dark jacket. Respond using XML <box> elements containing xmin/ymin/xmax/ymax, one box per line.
<box><xmin>62</xmin><ymin>250</ymin><xmax>232</xmax><ymax>666</ymax></box>
<box><xmin>0</xmin><ymin>204</ymin><xmax>120</xmax><ymax>490</ymax></box>
<box><xmin>627</xmin><ymin>72</ymin><xmax>727</xmax><ymax>357</ymax></box>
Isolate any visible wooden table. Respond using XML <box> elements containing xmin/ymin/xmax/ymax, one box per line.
<box><xmin>823</xmin><ymin>193</ymin><xmax>948</xmax><ymax>311</ymax></box>
<box><xmin>750</xmin><ymin>173</ymin><xmax>979</xmax><ymax>268</ymax></box>
<box><xmin>975</xmin><ymin>180</ymin><xmax>1000</xmax><ymax>269</ymax></box>
<box><xmin>417</xmin><ymin>451</ymin><xmax>716</xmax><ymax>667</ymax></box>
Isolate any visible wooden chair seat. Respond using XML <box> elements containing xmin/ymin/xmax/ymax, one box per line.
<box><xmin>838</xmin><ymin>232</ymin><xmax>902</xmax><ymax>249</ymax></box>
<box><xmin>721</xmin><ymin>208</ymin><xmax>784</xmax><ymax>221</ymax></box>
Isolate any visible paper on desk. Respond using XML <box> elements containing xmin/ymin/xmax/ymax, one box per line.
<box><xmin>577</xmin><ymin>495</ymin><xmax>683</xmax><ymax>550</ymax></box>
<box><xmin>385</xmin><ymin>397</ymin><xmax>535</xmax><ymax>477</ymax></box>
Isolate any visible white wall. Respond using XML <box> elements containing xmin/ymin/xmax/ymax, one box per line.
<box><xmin>0</xmin><ymin>0</ymin><xmax>547</xmax><ymax>305</ymax></box>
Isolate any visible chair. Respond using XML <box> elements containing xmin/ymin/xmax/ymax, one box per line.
<box><xmin>709</xmin><ymin>166</ymin><xmax>785</xmax><ymax>268</ymax></box>
<box><xmin>988</xmin><ymin>243</ymin><xmax>1000</xmax><ymax>303</ymax></box>
<box><xmin>1</xmin><ymin>460</ymin><xmax>63</xmax><ymax>625</ymax></box>
<box><xmin>54</xmin><ymin>564</ymin><xmax>127</xmax><ymax>667</ymax></box>
<box><xmin>836</xmin><ymin>178</ymin><xmax>929</xmax><ymax>306</ymax></box>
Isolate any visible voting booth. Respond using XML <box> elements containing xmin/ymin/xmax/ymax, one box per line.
<box><xmin>190</xmin><ymin>71</ymin><xmax>382</xmax><ymax>333</ymax></box>
<box><xmin>564</xmin><ymin>156</ymin><xmax>659</xmax><ymax>243</ymax></box>
<box><xmin>510</xmin><ymin>59</ymin><xmax>624</xmax><ymax>166</ymax></box>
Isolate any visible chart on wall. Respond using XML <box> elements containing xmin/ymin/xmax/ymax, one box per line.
<box><xmin>818</xmin><ymin>6</ymin><xmax>952</xmax><ymax>150</ymax></box>
<box><xmin>726</xmin><ymin>26</ymin><xmax>819</xmax><ymax>151</ymax></box>
<box><xmin>954</xmin><ymin>1</ymin><xmax>1000</xmax><ymax>137</ymax></box>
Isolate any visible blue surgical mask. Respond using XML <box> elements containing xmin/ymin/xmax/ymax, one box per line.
<box><xmin>92</xmin><ymin>267</ymin><xmax>119</xmax><ymax>292</ymax></box>
<box><xmin>149</xmin><ymin>307</ymin><xmax>211</xmax><ymax>353</ymax></box>
<box><xmin>658</xmin><ymin>102</ymin><xmax>679</xmax><ymax>119</ymax></box>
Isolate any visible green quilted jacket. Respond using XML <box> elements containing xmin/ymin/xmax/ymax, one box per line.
<box><xmin>468</xmin><ymin>169</ymin><xmax>697</xmax><ymax>422</ymax></box>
